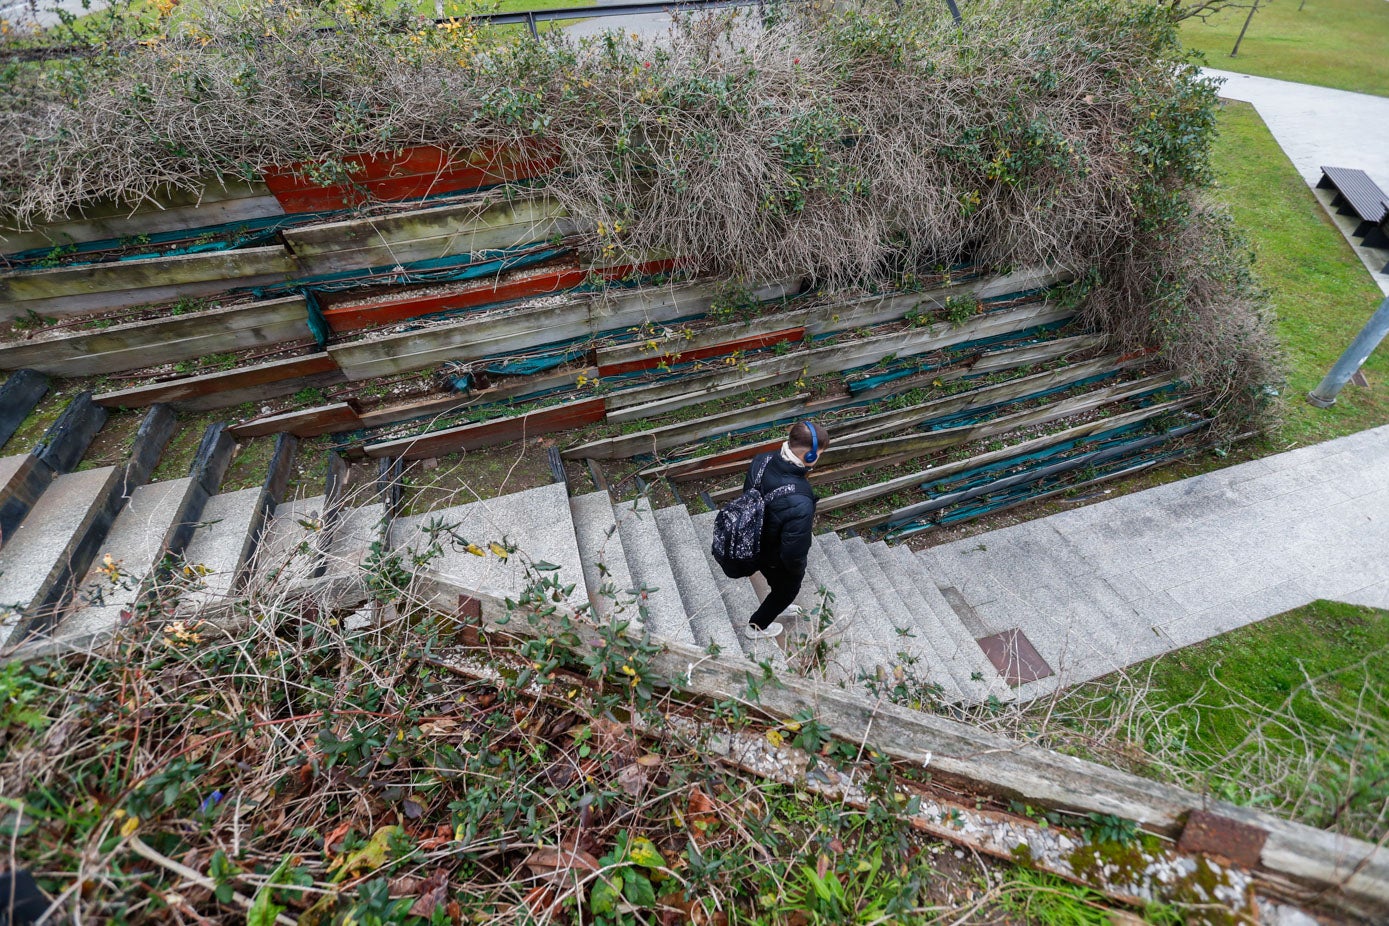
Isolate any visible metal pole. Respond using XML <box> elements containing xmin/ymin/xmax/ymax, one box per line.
<box><xmin>943</xmin><ymin>0</ymin><xmax>962</xmax><ymax>22</ymax></box>
<box><xmin>1308</xmin><ymin>296</ymin><xmax>1389</xmax><ymax>408</ymax></box>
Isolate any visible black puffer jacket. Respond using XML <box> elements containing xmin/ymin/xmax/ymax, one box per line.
<box><xmin>743</xmin><ymin>451</ymin><xmax>817</xmax><ymax>573</ymax></box>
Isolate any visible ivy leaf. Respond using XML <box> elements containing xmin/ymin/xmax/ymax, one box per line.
<box><xmin>590</xmin><ymin>875</ymin><xmax>622</xmax><ymax>915</ymax></box>
<box><xmin>623</xmin><ymin>870</ymin><xmax>656</xmax><ymax>908</ymax></box>
<box><xmin>628</xmin><ymin>836</ymin><xmax>665</xmax><ymax>870</ymax></box>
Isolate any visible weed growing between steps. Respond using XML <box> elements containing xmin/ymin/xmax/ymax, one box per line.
<box><xmin>0</xmin><ymin>549</ymin><xmax>1179</xmax><ymax>923</ymax></box>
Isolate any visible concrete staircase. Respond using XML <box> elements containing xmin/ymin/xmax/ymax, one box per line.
<box><xmin>0</xmin><ymin>454</ymin><xmax>1023</xmax><ymax>704</ymax></box>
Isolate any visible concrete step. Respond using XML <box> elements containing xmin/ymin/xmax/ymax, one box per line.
<box><xmin>884</xmin><ymin>543</ymin><xmax>1006</xmax><ymax>704</ymax></box>
<box><xmin>0</xmin><ymin>455</ymin><xmax>26</xmax><ymax>493</ymax></box>
<box><xmin>841</xmin><ymin>536</ymin><xmax>963</xmax><ymax>705</ymax></box>
<box><xmin>569</xmin><ymin>491</ymin><xmax>641</xmax><ymax>627</ymax></box>
<box><xmin>321</xmin><ymin>502</ymin><xmax>386</xmax><ymax>579</ymax></box>
<box><xmin>812</xmin><ymin>532</ymin><xmax>901</xmax><ymax>683</ymax></box>
<box><xmin>652</xmin><ymin>505</ymin><xmax>742</xmax><ymax>656</ymax></box>
<box><xmin>253</xmin><ymin>494</ymin><xmax>332</xmax><ymax>588</ymax></box>
<box><xmin>0</xmin><ymin>466</ymin><xmax>118</xmax><ymax>648</ymax></box>
<box><xmin>392</xmin><ymin>482</ymin><xmax>588</xmax><ymax>613</ymax></box>
<box><xmin>177</xmin><ymin>486</ymin><xmax>268</xmax><ymax>610</ymax></box>
<box><xmin>899</xmin><ymin>546</ymin><xmax>1016</xmax><ymax>703</ymax></box>
<box><xmin>59</xmin><ymin>477</ymin><xmax>193</xmax><ymax>645</ymax></box>
<box><xmin>861</xmin><ymin>540</ymin><xmax>968</xmax><ymax>702</ymax></box>
<box><xmin>689</xmin><ymin>509</ymin><xmax>787</xmax><ymax>668</ymax></box>
<box><xmin>800</xmin><ymin>541</ymin><xmax>869</xmax><ymax>685</ymax></box>
<box><xmin>613</xmin><ymin>496</ymin><xmax>696</xmax><ymax>647</ymax></box>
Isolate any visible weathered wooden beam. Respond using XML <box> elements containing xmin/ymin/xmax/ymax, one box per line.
<box><xmin>823</xmin><ymin>373</ymin><xmax>1178</xmax><ymax>467</ymax></box>
<box><xmin>818</xmin><ymin>397</ymin><xmax>1198</xmax><ymax>517</ymax></box>
<box><xmin>354</xmin><ymin>368</ymin><xmax>594</xmax><ymax>430</ymax></box>
<box><xmin>0</xmin><ymin>246</ymin><xmax>295</xmax><ymax>320</ymax></box>
<box><xmin>597</xmin><ymin>325</ymin><xmax>806</xmax><ymax>376</ymax></box>
<box><xmin>363</xmin><ymin>396</ymin><xmax>606</xmax><ymax>461</ymax></box>
<box><xmin>0</xmin><ymin>370</ymin><xmax>49</xmax><ymax>450</ymax></box>
<box><xmin>408</xmin><ymin>571</ymin><xmax>1389</xmax><ymax>920</ymax></box>
<box><xmin>563</xmin><ymin>394</ymin><xmax>810</xmax><ymax>462</ymax></box>
<box><xmin>605</xmin><ymin>370</ymin><xmax>802</xmax><ymax>426</ymax></box>
<box><xmin>0</xmin><ymin>297</ymin><xmax>311</xmax><ymax>377</ymax></box>
<box><xmin>643</xmin><ymin>339</ymin><xmax>1116</xmax><ymax>485</ymax></box>
<box><xmin>330</xmin><ymin>281</ymin><xmax>794</xmax><ymax>382</ymax></box>
<box><xmin>282</xmin><ymin>195</ymin><xmax>577</xmax><ymax>276</ymax></box>
<box><xmin>229</xmin><ymin>433</ymin><xmax>299</xmax><ymax>595</ymax></box>
<box><xmin>229</xmin><ymin>402</ymin><xmax>364</xmax><ymax>440</ymax></box>
<box><xmin>0</xmin><ymin>178</ymin><xmax>281</xmax><ymax>252</ymax></box>
<box><xmin>94</xmin><ymin>353</ymin><xmax>343</xmax><ymax>411</ymax></box>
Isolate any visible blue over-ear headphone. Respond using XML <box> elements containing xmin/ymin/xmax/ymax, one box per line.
<box><xmin>803</xmin><ymin>421</ymin><xmax>819</xmax><ymax>465</ymax></box>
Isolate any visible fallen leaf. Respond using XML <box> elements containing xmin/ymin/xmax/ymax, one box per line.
<box><xmin>525</xmin><ymin>846</ymin><xmax>601</xmax><ymax>874</ymax></box>
<box><xmin>636</xmin><ymin>753</ymin><xmax>662</xmax><ymax>767</ymax></box>
<box><xmin>617</xmin><ymin>762</ymin><xmax>648</xmax><ymax>797</ymax></box>
<box><xmin>815</xmin><ymin>853</ymin><xmax>830</xmax><ymax>880</ymax></box>
<box><xmin>329</xmin><ymin>825</ymin><xmax>403</xmax><ymax>882</ymax></box>
<box><xmin>323</xmin><ymin>821</ymin><xmax>352</xmax><ymax>854</ymax></box>
<box><xmin>401</xmin><ymin>799</ymin><xmax>424</xmax><ymax>820</ymax></box>
<box><xmin>408</xmin><ymin>869</ymin><xmax>450</xmax><ymax>917</ymax></box>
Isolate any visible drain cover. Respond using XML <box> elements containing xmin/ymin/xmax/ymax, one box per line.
<box><xmin>976</xmin><ymin>629</ymin><xmax>1053</xmax><ymax>686</ymax></box>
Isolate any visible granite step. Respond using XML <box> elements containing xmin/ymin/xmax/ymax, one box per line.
<box><xmin>812</xmin><ymin>532</ymin><xmax>901</xmax><ymax>684</ymax></box>
<box><xmin>800</xmin><ymin>541</ymin><xmax>868</xmax><ymax>685</ymax></box>
<box><xmin>252</xmin><ymin>494</ymin><xmax>333</xmax><ymax>588</ymax></box>
<box><xmin>392</xmin><ymin>482</ymin><xmax>587</xmax><ymax>613</ymax></box>
<box><xmin>884</xmin><ymin>544</ymin><xmax>1005</xmax><ymax>704</ymax></box>
<box><xmin>59</xmin><ymin>477</ymin><xmax>194</xmax><ymax>646</ymax></box>
<box><xmin>841</xmin><ymin>537</ymin><xmax>963</xmax><ymax>705</ymax></box>
<box><xmin>861</xmin><ymin>540</ymin><xmax>968</xmax><ymax>703</ymax></box>
<box><xmin>569</xmin><ymin>491</ymin><xmax>641</xmax><ymax>627</ymax></box>
<box><xmin>613</xmin><ymin>496</ymin><xmax>696</xmax><ymax>647</ymax></box>
<box><xmin>0</xmin><ymin>466</ymin><xmax>118</xmax><ymax>648</ymax></box>
<box><xmin>898</xmin><ymin>546</ymin><xmax>1016</xmax><ymax>703</ymax></box>
<box><xmin>177</xmin><ymin>486</ymin><xmax>268</xmax><ymax>611</ymax></box>
<box><xmin>652</xmin><ymin>505</ymin><xmax>742</xmax><ymax>656</ymax></box>
<box><xmin>688</xmin><ymin>509</ymin><xmax>787</xmax><ymax>668</ymax></box>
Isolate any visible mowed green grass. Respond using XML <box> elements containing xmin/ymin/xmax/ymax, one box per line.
<box><xmin>1208</xmin><ymin>100</ymin><xmax>1389</xmax><ymax>447</ymax></box>
<box><xmin>1181</xmin><ymin>0</ymin><xmax>1389</xmax><ymax>97</ymax></box>
<box><xmin>1053</xmin><ymin>600</ymin><xmax>1389</xmax><ymax>831</ymax></box>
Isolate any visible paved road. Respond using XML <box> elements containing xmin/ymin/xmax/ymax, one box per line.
<box><xmin>1205</xmin><ymin>68</ymin><xmax>1389</xmax><ymax>295</ymax></box>
<box><xmin>916</xmin><ymin>423</ymin><xmax>1389</xmax><ymax>697</ymax></box>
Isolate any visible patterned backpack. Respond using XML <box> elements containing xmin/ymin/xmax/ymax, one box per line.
<box><xmin>711</xmin><ymin>456</ymin><xmax>799</xmax><ymax>579</ymax></box>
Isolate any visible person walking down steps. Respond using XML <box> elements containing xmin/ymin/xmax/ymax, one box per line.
<box><xmin>710</xmin><ymin>420</ymin><xmax>829</xmax><ymax>640</ymax></box>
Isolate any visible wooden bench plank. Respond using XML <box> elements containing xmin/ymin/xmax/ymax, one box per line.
<box><xmin>0</xmin><ymin>297</ymin><xmax>311</xmax><ymax>377</ymax></box>
<box><xmin>363</xmin><ymin>396</ymin><xmax>605</xmax><ymax>460</ymax></box>
<box><xmin>94</xmin><ymin>353</ymin><xmax>341</xmax><ymax>409</ymax></box>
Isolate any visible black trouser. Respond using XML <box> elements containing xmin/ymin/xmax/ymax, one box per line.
<box><xmin>749</xmin><ymin>561</ymin><xmax>805</xmax><ymax>629</ymax></box>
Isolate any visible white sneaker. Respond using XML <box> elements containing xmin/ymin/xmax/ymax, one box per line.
<box><xmin>747</xmin><ymin>621</ymin><xmax>785</xmax><ymax>639</ymax></box>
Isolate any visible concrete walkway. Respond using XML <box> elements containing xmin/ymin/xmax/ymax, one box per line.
<box><xmin>916</xmin><ymin>423</ymin><xmax>1389</xmax><ymax>698</ymax></box>
<box><xmin>1205</xmin><ymin>68</ymin><xmax>1389</xmax><ymax>295</ymax></box>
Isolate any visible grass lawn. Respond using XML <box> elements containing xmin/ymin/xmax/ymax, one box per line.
<box><xmin>1049</xmin><ymin>600</ymin><xmax>1389</xmax><ymax>837</ymax></box>
<box><xmin>1180</xmin><ymin>0</ymin><xmax>1389</xmax><ymax>97</ymax></box>
<box><xmin>1208</xmin><ymin>100</ymin><xmax>1389</xmax><ymax>447</ymax></box>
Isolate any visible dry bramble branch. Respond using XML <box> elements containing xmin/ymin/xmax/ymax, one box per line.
<box><xmin>1</xmin><ymin>0</ymin><xmax>1281</xmax><ymax>435</ymax></box>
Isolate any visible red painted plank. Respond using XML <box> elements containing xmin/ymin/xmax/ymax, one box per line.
<box><xmin>261</xmin><ymin>144</ymin><xmax>560</xmax><ymax>213</ymax></box>
<box><xmin>364</xmin><ymin>397</ymin><xmax>605</xmax><ymax>460</ymax></box>
<box><xmin>95</xmin><ymin>354</ymin><xmax>340</xmax><ymax>408</ymax></box>
<box><xmin>324</xmin><ymin>264</ymin><xmax>589</xmax><ymax>332</ymax></box>
<box><xmin>322</xmin><ymin>257</ymin><xmax>684</xmax><ymax>333</ymax></box>
<box><xmin>598</xmin><ymin>327</ymin><xmax>806</xmax><ymax>377</ymax></box>
<box><xmin>229</xmin><ymin>401</ymin><xmax>364</xmax><ymax>439</ymax></box>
